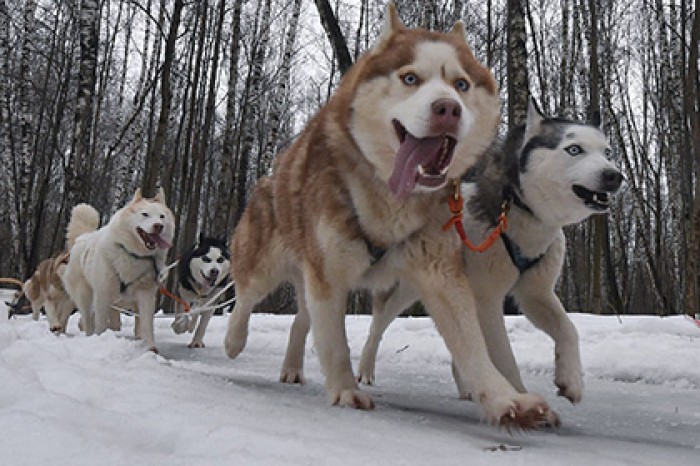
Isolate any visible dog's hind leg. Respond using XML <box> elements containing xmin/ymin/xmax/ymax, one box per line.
<box><xmin>358</xmin><ymin>283</ymin><xmax>417</xmax><ymax>385</ymax></box>
<box><xmin>280</xmin><ymin>279</ymin><xmax>310</xmax><ymax>384</ymax></box>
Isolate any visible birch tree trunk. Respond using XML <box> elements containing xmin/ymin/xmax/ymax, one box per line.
<box><xmin>181</xmin><ymin>0</ymin><xmax>226</xmax><ymax>248</ymax></box>
<box><xmin>231</xmin><ymin>0</ymin><xmax>271</xmax><ymax>228</ymax></box>
<box><xmin>14</xmin><ymin>0</ymin><xmax>37</xmax><ymax>277</ymax></box>
<box><xmin>65</xmin><ymin>0</ymin><xmax>99</xmax><ymax>208</ymax></box>
<box><xmin>685</xmin><ymin>1</ymin><xmax>700</xmax><ymax>316</ymax></box>
<box><xmin>506</xmin><ymin>0</ymin><xmax>529</xmax><ymax>129</ymax></box>
<box><xmin>213</xmin><ymin>0</ymin><xmax>244</xmax><ymax>236</ymax></box>
<box><xmin>259</xmin><ymin>0</ymin><xmax>302</xmax><ymax>178</ymax></box>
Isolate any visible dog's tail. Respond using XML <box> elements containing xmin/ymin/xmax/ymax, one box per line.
<box><xmin>66</xmin><ymin>203</ymin><xmax>100</xmax><ymax>249</ymax></box>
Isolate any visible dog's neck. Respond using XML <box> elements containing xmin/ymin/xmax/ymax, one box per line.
<box><xmin>502</xmin><ymin>184</ymin><xmax>534</xmax><ymax>218</ymax></box>
<box><xmin>114</xmin><ymin>242</ymin><xmax>161</xmax><ymax>292</ymax></box>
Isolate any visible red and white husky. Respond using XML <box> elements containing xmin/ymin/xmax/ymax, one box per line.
<box><xmin>224</xmin><ymin>5</ymin><xmax>552</xmax><ymax>428</ymax></box>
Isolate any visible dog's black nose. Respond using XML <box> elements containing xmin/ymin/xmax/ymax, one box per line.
<box><xmin>431</xmin><ymin>98</ymin><xmax>461</xmax><ymax>133</ymax></box>
<box><xmin>601</xmin><ymin>169</ymin><xmax>624</xmax><ymax>192</ymax></box>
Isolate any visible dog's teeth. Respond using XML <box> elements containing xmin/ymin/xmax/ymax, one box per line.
<box><xmin>439</xmin><ymin>165</ymin><xmax>449</xmax><ymax>175</ymax></box>
<box><xmin>418</xmin><ymin>165</ymin><xmax>426</xmax><ymax>176</ymax></box>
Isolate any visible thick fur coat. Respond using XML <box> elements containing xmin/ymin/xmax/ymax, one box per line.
<box><xmin>224</xmin><ymin>6</ymin><xmax>553</xmax><ymax>428</ymax></box>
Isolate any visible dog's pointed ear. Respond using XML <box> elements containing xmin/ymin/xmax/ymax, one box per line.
<box><xmin>372</xmin><ymin>3</ymin><xmax>404</xmax><ymax>54</ymax></box>
<box><xmin>590</xmin><ymin>110</ymin><xmax>602</xmax><ymax>129</ymax></box>
<box><xmin>153</xmin><ymin>187</ymin><xmax>166</xmax><ymax>202</ymax></box>
<box><xmin>132</xmin><ymin>188</ymin><xmax>143</xmax><ymax>202</ymax></box>
<box><xmin>525</xmin><ymin>97</ymin><xmax>545</xmax><ymax>140</ymax></box>
<box><xmin>449</xmin><ymin>21</ymin><xmax>466</xmax><ymax>42</ymax></box>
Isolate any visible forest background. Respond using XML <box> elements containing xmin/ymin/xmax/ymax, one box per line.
<box><xmin>0</xmin><ymin>0</ymin><xmax>698</xmax><ymax>317</ymax></box>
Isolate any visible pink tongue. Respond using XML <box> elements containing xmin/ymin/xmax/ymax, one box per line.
<box><xmin>388</xmin><ymin>134</ymin><xmax>444</xmax><ymax>199</ymax></box>
<box><xmin>150</xmin><ymin>234</ymin><xmax>171</xmax><ymax>250</ymax></box>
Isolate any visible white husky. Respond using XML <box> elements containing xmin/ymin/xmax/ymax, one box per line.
<box><xmin>357</xmin><ymin>101</ymin><xmax>623</xmax><ymax>419</ymax></box>
<box><xmin>62</xmin><ymin>189</ymin><xmax>175</xmax><ymax>351</ymax></box>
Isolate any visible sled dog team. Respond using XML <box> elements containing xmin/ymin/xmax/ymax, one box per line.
<box><xmin>24</xmin><ymin>5</ymin><xmax>623</xmax><ymax>430</ymax></box>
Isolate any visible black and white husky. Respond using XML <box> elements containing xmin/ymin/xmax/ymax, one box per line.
<box><xmin>171</xmin><ymin>236</ymin><xmax>231</xmax><ymax>348</ymax></box>
<box><xmin>358</xmin><ymin>100</ymin><xmax>623</xmax><ymax>415</ymax></box>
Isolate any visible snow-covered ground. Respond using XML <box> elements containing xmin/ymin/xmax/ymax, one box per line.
<box><xmin>1</xmin><ymin>302</ymin><xmax>699</xmax><ymax>465</ymax></box>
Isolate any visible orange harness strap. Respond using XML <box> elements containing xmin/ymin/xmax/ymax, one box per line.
<box><xmin>442</xmin><ymin>183</ymin><xmax>509</xmax><ymax>253</ymax></box>
<box><xmin>159</xmin><ymin>286</ymin><xmax>191</xmax><ymax>313</ymax></box>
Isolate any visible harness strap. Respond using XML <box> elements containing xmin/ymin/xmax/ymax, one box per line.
<box><xmin>443</xmin><ymin>182</ymin><xmax>543</xmax><ymax>274</ymax></box>
<box><xmin>364</xmin><ymin>238</ymin><xmax>387</xmax><ymax>266</ymax></box>
<box><xmin>115</xmin><ymin>243</ymin><xmax>161</xmax><ymax>293</ymax></box>
<box><xmin>501</xmin><ymin>233</ymin><xmax>544</xmax><ymax>274</ymax></box>
<box><xmin>443</xmin><ymin>182</ymin><xmax>508</xmax><ymax>253</ymax></box>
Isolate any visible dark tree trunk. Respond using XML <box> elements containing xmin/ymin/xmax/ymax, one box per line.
<box><xmin>313</xmin><ymin>0</ymin><xmax>353</xmax><ymax>75</ymax></box>
<box><xmin>142</xmin><ymin>0</ymin><xmax>184</xmax><ymax>199</ymax></box>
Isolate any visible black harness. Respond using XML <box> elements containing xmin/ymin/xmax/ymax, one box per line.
<box><xmin>115</xmin><ymin>243</ymin><xmax>160</xmax><ymax>293</ymax></box>
<box><xmin>364</xmin><ymin>237</ymin><xmax>388</xmax><ymax>266</ymax></box>
<box><xmin>500</xmin><ymin>186</ymin><xmax>544</xmax><ymax>274</ymax></box>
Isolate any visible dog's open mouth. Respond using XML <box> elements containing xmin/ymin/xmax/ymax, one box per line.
<box><xmin>388</xmin><ymin>119</ymin><xmax>456</xmax><ymax>198</ymax></box>
<box><xmin>137</xmin><ymin>227</ymin><xmax>172</xmax><ymax>250</ymax></box>
<box><xmin>572</xmin><ymin>184</ymin><xmax>611</xmax><ymax>211</ymax></box>
<box><xmin>200</xmin><ymin>271</ymin><xmax>218</xmax><ymax>288</ymax></box>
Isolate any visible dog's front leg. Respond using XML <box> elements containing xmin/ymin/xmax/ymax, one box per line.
<box><xmin>92</xmin><ymin>291</ymin><xmax>113</xmax><ymax>335</ymax></box>
<box><xmin>189</xmin><ymin>311</ymin><xmax>211</xmax><ymax>348</ymax></box>
<box><xmin>414</xmin><ymin>258</ymin><xmax>549</xmax><ymax>428</ymax></box>
<box><xmin>301</xmin><ymin>254</ymin><xmax>374</xmax><ymax>409</ymax></box>
<box><xmin>135</xmin><ymin>289</ymin><xmax>157</xmax><ymax>352</ymax></box>
<box><xmin>512</xmin><ymin>286</ymin><xmax>583</xmax><ymax>404</ymax></box>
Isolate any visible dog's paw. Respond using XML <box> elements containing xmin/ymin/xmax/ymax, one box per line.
<box><xmin>224</xmin><ymin>330</ymin><xmax>247</xmax><ymax>359</ymax></box>
<box><xmin>356</xmin><ymin>360</ymin><xmax>375</xmax><ymax>385</ymax></box>
<box><xmin>50</xmin><ymin>325</ymin><xmax>64</xmax><ymax>333</ymax></box>
<box><xmin>540</xmin><ymin>409</ymin><xmax>561</xmax><ymax>428</ymax></box>
<box><xmin>331</xmin><ymin>389</ymin><xmax>375</xmax><ymax>410</ymax></box>
<box><xmin>188</xmin><ymin>341</ymin><xmax>205</xmax><ymax>349</ymax></box>
<box><xmin>481</xmin><ymin>392</ymin><xmax>551</xmax><ymax>431</ymax></box>
<box><xmin>555</xmin><ymin>358</ymin><xmax>584</xmax><ymax>404</ymax></box>
<box><xmin>357</xmin><ymin>372</ymin><xmax>375</xmax><ymax>386</ymax></box>
<box><xmin>148</xmin><ymin>346</ymin><xmax>159</xmax><ymax>354</ymax></box>
<box><xmin>171</xmin><ymin>316</ymin><xmax>189</xmax><ymax>334</ymax></box>
<box><xmin>279</xmin><ymin>367</ymin><xmax>305</xmax><ymax>384</ymax></box>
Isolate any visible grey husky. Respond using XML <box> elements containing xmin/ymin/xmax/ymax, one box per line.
<box><xmin>357</xmin><ymin>100</ymin><xmax>623</xmax><ymax>423</ymax></box>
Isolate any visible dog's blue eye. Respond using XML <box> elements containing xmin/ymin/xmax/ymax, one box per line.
<box><xmin>454</xmin><ymin>78</ymin><xmax>470</xmax><ymax>92</ymax></box>
<box><xmin>604</xmin><ymin>148</ymin><xmax>613</xmax><ymax>159</ymax></box>
<box><xmin>565</xmin><ymin>144</ymin><xmax>583</xmax><ymax>156</ymax></box>
<box><xmin>401</xmin><ymin>73</ymin><xmax>419</xmax><ymax>86</ymax></box>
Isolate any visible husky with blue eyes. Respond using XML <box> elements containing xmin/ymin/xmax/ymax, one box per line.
<box><xmin>62</xmin><ymin>188</ymin><xmax>175</xmax><ymax>352</ymax></box>
<box><xmin>357</xmin><ymin>100</ymin><xmax>623</xmax><ymax>425</ymax></box>
<box><xmin>171</xmin><ymin>235</ymin><xmax>230</xmax><ymax>348</ymax></box>
<box><xmin>223</xmin><ymin>3</ymin><xmax>563</xmax><ymax>429</ymax></box>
